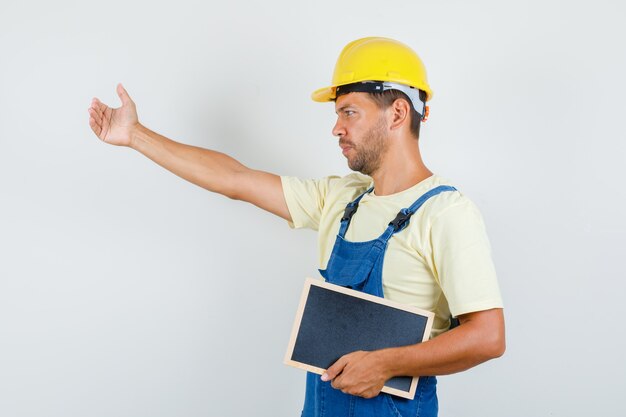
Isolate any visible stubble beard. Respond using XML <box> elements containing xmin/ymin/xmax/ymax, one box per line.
<box><xmin>346</xmin><ymin>117</ymin><xmax>388</xmax><ymax>176</ymax></box>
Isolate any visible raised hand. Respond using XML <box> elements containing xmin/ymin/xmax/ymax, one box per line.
<box><xmin>88</xmin><ymin>83</ymin><xmax>139</xmax><ymax>147</ymax></box>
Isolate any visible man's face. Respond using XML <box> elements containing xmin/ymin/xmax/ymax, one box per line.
<box><xmin>333</xmin><ymin>93</ymin><xmax>388</xmax><ymax>176</ymax></box>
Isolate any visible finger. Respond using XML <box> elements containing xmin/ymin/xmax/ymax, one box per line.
<box><xmin>116</xmin><ymin>83</ymin><xmax>133</xmax><ymax>106</ymax></box>
<box><xmin>88</xmin><ymin>111</ymin><xmax>102</xmax><ymax>130</ymax></box>
<box><xmin>89</xmin><ymin>117</ymin><xmax>102</xmax><ymax>136</ymax></box>
<box><xmin>90</xmin><ymin>98</ymin><xmax>108</xmax><ymax>116</ymax></box>
<box><xmin>91</xmin><ymin>97</ymin><xmax>103</xmax><ymax>110</ymax></box>
<box><xmin>362</xmin><ymin>390</ymin><xmax>377</xmax><ymax>399</ymax></box>
<box><xmin>331</xmin><ymin>373</ymin><xmax>345</xmax><ymax>390</ymax></box>
<box><xmin>88</xmin><ymin>107</ymin><xmax>102</xmax><ymax>124</ymax></box>
<box><xmin>322</xmin><ymin>356</ymin><xmax>348</xmax><ymax>382</ymax></box>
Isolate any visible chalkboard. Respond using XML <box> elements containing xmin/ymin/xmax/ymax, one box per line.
<box><xmin>284</xmin><ymin>278</ymin><xmax>434</xmax><ymax>400</ymax></box>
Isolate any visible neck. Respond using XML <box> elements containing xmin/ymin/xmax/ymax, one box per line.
<box><xmin>370</xmin><ymin>138</ymin><xmax>432</xmax><ymax>196</ymax></box>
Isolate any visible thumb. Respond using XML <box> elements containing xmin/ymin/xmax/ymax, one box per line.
<box><xmin>321</xmin><ymin>356</ymin><xmax>347</xmax><ymax>382</ymax></box>
<box><xmin>116</xmin><ymin>83</ymin><xmax>133</xmax><ymax>106</ymax></box>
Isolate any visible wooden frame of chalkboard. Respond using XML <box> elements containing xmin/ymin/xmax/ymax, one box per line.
<box><xmin>284</xmin><ymin>278</ymin><xmax>435</xmax><ymax>400</ymax></box>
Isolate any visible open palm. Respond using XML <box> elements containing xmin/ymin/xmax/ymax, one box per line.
<box><xmin>88</xmin><ymin>83</ymin><xmax>138</xmax><ymax>146</ymax></box>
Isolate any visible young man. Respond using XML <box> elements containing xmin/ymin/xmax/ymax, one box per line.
<box><xmin>88</xmin><ymin>37</ymin><xmax>505</xmax><ymax>417</ymax></box>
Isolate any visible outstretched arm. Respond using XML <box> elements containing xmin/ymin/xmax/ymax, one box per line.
<box><xmin>88</xmin><ymin>84</ymin><xmax>291</xmax><ymax>221</ymax></box>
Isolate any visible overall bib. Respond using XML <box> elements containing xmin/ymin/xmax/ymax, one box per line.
<box><xmin>301</xmin><ymin>185</ymin><xmax>456</xmax><ymax>417</ymax></box>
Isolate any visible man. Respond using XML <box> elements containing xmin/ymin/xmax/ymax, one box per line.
<box><xmin>88</xmin><ymin>37</ymin><xmax>505</xmax><ymax>417</ymax></box>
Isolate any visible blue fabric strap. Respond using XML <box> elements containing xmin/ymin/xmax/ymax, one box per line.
<box><xmin>378</xmin><ymin>185</ymin><xmax>458</xmax><ymax>241</ymax></box>
<box><xmin>393</xmin><ymin>185</ymin><xmax>457</xmax><ymax>231</ymax></box>
<box><xmin>338</xmin><ymin>185</ymin><xmax>456</xmax><ymax>239</ymax></box>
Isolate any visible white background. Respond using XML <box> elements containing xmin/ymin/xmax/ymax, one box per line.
<box><xmin>1</xmin><ymin>1</ymin><xmax>625</xmax><ymax>416</ymax></box>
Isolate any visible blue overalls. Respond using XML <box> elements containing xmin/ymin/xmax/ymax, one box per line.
<box><xmin>301</xmin><ymin>185</ymin><xmax>457</xmax><ymax>417</ymax></box>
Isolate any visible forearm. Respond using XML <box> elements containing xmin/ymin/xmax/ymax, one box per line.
<box><xmin>129</xmin><ymin>123</ymin><xmax>249</xmax><ymax>198</ymax></box>
<box><xmin>128</xmin><ymin>124</ymin><xmax>291</xmax><ymax>220</ymax></box>
<box><xmin>379</xmin><ymin>308</ymin><xmax>505</xmax><ymax>378</ymax></box>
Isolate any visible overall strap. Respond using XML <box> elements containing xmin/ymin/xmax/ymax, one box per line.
<box><xmin>338</xmin><ymin>186</ymin><xmax>374</xmax><ymax>237</ymax></box>
<box><xmin>380</xmin><ymin>185</ymin><xmax>458</xmax><ymax>241</ymax></box>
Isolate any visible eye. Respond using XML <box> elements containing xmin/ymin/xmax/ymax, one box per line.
<box><xmin>344</xmin><ymin>110</ymin><xmax>355</xmax><ymax>117</ymax></box>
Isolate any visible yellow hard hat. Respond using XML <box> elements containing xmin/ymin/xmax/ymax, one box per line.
<box><xmin>312</xmin><ymin>37</ymin><xmax>433</xmax><ymax>104</ymax></box>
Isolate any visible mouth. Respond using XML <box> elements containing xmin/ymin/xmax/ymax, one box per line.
<box><xmin>339</xmin><ymin>140</ymin><xmax>354</xmax><ymax>156</ymax></box>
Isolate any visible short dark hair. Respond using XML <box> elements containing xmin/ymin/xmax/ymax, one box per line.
<box><xmin>367</xmin><ymin>89</ymin><xmax>427</xmax><ymax>140</ymax></box>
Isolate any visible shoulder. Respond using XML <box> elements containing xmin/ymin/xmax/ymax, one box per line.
<box><xmin>403</xmin><ymin>176</ymin><xmax>489</xmax><ymax>247</ymax></box>
<box><xmin>417</xmin><ymin>175</ymin><xmax>483</xmax><ymax>223</ymax></box>
<box><xmin>281</xmin><ymin>172</ymin><xmax>372</xmax><ymax>200</ymax></box>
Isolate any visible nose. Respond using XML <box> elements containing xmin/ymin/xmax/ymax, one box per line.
<box><xmin>332</xmin><ymin>117</ymin><xmax>346</xmax><ymax>138</ymax></box>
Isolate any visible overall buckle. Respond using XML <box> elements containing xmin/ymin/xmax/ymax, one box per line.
<box><xmin>341</xmin><ymin>204</ymin><xmax>359</xmax><ymax>222</ymax></box>
<box><xmin>389</xmin><ymin>210</ymin><xmax>412</xmax><ymax>231</ymax></box>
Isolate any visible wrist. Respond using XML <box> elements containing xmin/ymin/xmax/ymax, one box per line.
<box><xmin>375</xmin><ymin>348</ymin><xmax>400</xmax><ymax>380</ymax></box>
<box><xmin>128</xmin><ymin>123</ymin><xmax>147</xmax><ymax>150</ymax></box>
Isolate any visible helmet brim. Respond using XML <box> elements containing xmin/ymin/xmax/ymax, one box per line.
<box><xmin>311</xmin><ymin>86</ymin><xmax>336</xmax><ymax>102</ymax></box>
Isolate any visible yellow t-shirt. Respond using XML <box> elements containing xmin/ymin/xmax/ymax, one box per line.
<box><xmin>281</xmin><ymin>173</ymin><xmax>503</xmax><ymax>338</ymax></box>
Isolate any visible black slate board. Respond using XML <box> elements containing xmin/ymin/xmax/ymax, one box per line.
<box><xmin>285</xmin><ymin>279</ymin><xmax>434</xmax><ymax>399</ymax></box>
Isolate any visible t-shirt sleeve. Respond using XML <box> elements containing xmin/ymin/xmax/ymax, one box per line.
<box><xmin>281</xmin><ymin>176</ymin><xmax>339</xmax><ymax>231</ymax></box>
<box><xmin>430</xmin><ymin>199</ymin><xmax>503</xmax><ymax>317</ymax></box>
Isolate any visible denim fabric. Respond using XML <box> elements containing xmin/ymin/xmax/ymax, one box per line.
<box><xmin>302</xmin><ymin>186</ymin><xmax>455</xmax><ymax>417</ymax></box>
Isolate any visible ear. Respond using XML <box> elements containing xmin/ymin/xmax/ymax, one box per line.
<box><xmin>387</xmin><ymin>98</ymin><xmax>411</xmax><ymax>132</ymax></box>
